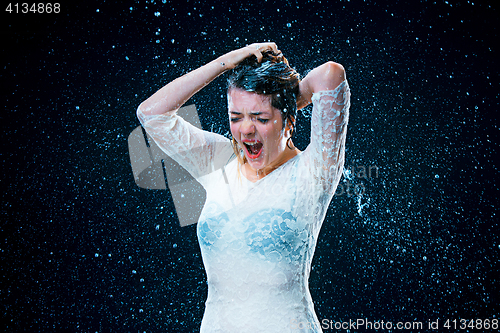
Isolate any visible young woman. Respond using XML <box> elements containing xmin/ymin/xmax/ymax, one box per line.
<box><xmin>137</xmin><ymin>42</ymin><xmax>350</xmax><ymax>332</ymax></box>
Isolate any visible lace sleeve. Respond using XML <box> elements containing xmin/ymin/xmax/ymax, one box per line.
<box><xmin>308</xmin><ymin>80</ymin><xmax>350</xmax><ymax>193</ymax></box>
<box><xmin>136</xmin><ymin>108</ymin><xmax>233</xmax><ymax>182</ymax></box>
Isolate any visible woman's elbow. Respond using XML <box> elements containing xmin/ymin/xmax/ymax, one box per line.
<box><xmin>136</xmin><ymin>101</ymin><xmax>147</xmax><ymax>120</ymax></box>
<box><xmin>323</xmin><ymin>61</ymin><xmax>346</xmax><ymax>88</ymax></box>
<box><xmin>136</xmin><ymin>99</ymin><xmax>159</xmax><ymax>118</ymax></box>
<box><xmin>136</xmin><ymin>100</ymin><xmax>156</xmax><ymax>123</ymax></box>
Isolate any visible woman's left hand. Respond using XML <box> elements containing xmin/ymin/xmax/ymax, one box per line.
<box><xmin>221</xmin><ymin>42</ymin><xmax>281</xmax><ymax>69</ymax></box>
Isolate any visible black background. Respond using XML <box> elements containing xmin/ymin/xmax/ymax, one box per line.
<box><xmin>2</xmin><ymin>0</ymin><xmax>499</xmax><ymax>331</ymax></box>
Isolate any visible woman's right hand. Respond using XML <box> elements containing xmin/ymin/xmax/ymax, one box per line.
<box><xmin>221</xmin><ymin>42</ymin><xmax>281</xmax><ymax>69</ymax></box>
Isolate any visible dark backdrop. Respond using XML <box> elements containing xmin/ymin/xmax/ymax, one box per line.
<box><xmin>2</xmin><ymin>0</ymin><xmax>498</xmax><ymax>331</ymax></box>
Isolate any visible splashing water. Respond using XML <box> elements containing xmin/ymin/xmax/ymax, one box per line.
<box><xmin>356</xmin><ymin>194</ymin><xmax>370</xmax><ymax>217</ymax></box>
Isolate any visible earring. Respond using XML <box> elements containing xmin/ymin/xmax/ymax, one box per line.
<box><xmin>286</xmin><ymin>123</ymin><xmax>295</xmax><ymax>149</ymax></box>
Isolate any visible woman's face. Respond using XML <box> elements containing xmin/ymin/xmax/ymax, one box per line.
<box><xmin>228</xmin><ymin>88</ymin><xmax>288</xmax><ymax>171</ymax></box>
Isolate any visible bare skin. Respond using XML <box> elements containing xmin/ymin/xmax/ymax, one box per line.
<box><xmin>138</xmin><ymin>42</ymin><xmax>346</xmax><ymax>182</ymax></box>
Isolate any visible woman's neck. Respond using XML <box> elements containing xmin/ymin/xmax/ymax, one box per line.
<box><xmin>241</xmin><ymin>146</ymin><xmax>301</xmax><ymax>182</ymax></box>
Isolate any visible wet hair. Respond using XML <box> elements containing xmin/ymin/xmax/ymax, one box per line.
<box><xmin>227</xmin><ymin>50</ymin><xmax>300</xmax><ymax>131</ymax></box>
<box><xmin>227</xmin><ymin>50</ymin><xmax>300</xmax><ymax>165</ymax></box>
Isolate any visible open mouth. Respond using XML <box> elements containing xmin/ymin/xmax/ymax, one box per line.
<box><xmin>243</xmin><ymin>141</ymin><xmax>263</xmax><ymax>159</ymax></box>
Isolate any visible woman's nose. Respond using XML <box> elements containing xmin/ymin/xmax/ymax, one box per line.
<box><xmin>241</xmin><ymin>119</ymin><xmax>255</xmax><ymax>136</ymax></box>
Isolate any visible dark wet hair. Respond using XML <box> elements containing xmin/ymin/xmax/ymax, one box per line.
<box><xmin>227</xmin><ymin>50</ymin><xmax>300</xmax><ymax>132</ymax></box>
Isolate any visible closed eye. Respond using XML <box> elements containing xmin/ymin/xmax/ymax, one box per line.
<box><xmin>258</xmin><ymin>119</ymin><xmax>269</xmax><ymax>124</ymax></box>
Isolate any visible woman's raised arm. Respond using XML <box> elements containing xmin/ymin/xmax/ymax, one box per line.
<box><xmin>297</xmin><ymin>61</ymin><xmax>350</xmax><ymax>193</ymax></box>
<box><xmin>137</xmin><ymin>43</ymin><xmax>281</xmax><ymax>117</ymax></box>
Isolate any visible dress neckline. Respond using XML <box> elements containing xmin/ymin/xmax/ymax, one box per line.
<box><xmin>239</xmin><ymin>150</ymin><xmax>303</xmax><ymax>184</ymax></box>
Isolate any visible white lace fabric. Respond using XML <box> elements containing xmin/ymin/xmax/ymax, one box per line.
<box><xmin>138</xmin><ymin>80</ymin><xmax>350</xmax><ymax>332</ymax></box>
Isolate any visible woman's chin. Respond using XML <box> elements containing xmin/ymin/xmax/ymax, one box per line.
<box><xmin>246</xmin><ymin>154</ymin><xmax>266</xmax><ymax>171</ymax></box>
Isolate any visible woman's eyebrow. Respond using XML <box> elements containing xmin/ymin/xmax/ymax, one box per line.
<box><xmin>251</xmin><ymin>111</ymin><xmax>273</xmax><ymax>116</ymax></box>
<box><xmin>229</xmin><ymin>111</ymin><xmax>270</xmax><ymax>116</ymax></box>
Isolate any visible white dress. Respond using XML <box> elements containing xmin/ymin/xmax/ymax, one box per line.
<box><xmin>137</xmin><ymin>80</ymin><xmax>350</xmax><ymax>332</ymax></box>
